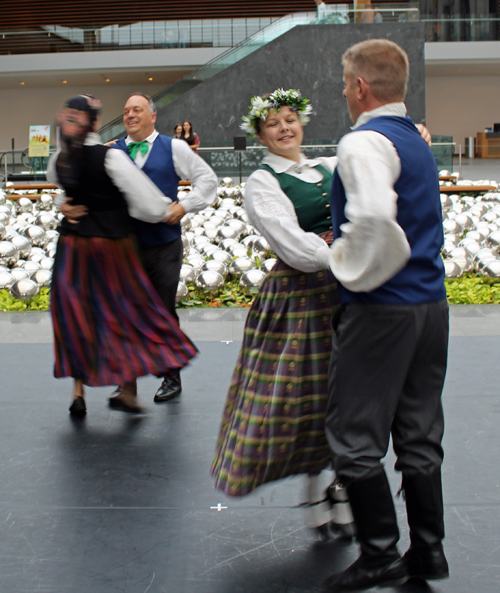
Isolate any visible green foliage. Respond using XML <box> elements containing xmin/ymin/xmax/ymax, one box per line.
<box><xmin>177</xmin><ymin>278</ymin><xmax>254</xmax><ymax>308</ymax></box>
<box><xmin>2</xmin><ymin>274</ymin><xmax>500</xmax><ymax>312</ymax></box>
<box><xmin>0</xmin><ymin>287</ymin><xmax>51</xmax><ymax>311</ymax></box>
<box><xmin>445</xmin><ymin>274</ymin><xmax>500</xmax><ymax>304</ymax></box>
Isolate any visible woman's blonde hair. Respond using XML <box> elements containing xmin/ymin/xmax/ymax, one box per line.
<box><xmin>342</xmin><ymin>39</ymin><xmax>409</xmax><ymax>102</ymax></box>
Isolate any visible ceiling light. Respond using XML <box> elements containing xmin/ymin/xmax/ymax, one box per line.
<box><xmin>148</xmin><ymin>77</ymin><xmax>153</xmax><ymax>81</ymax></box>
<box><xmin>62</xmin><ymin>80</ymin><xmax>67</xmax><ymax>84</ymax></box>
<box><xmin>19</xmin><ymin>81</ymin><xmax>25</xmax><ymax>85</ymax></box>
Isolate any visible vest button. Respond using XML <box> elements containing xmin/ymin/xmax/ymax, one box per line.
<box><xmin>317</xmin><ymin>183</ymin><xmax>322</xmax><ymax>188</ymax></box>
<box><xmin>327</xmin><ymin>216</ymin><xmax>331</xmax><ymax>220</ymax></box>
<box><xmin>322</xmin><ymin>192</ymin><xmax>328</xmax><ymax>197</ymax></box>
<box><xmin>325</xmin><ymin>203</ymin><xmax>330</xmax><ymax>208</ymax></box>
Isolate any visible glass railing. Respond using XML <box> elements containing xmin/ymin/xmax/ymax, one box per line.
<box><xmin>2</xmin><ymin>8</ymin><xmax>499</xmax><ymax>57</ymax></box>
<box><xmin>197</xmin><ymin>141</ymin><xmax>455</xmax><ymax>179</ymax></box>
<box><xmin>0</xmin><ymin>149</ymin><xmax>49</xmax><ymax>183</ymax></box>
<box><xmin>0</xmin><ymin>6</ymin><xmax>422</xmax><ymax>56</ymax></box>
<box><xmin>0</xmin><ymin>17</ymin><xmax>280</xmax><ymax>55</ymax></box>
<box><xmin>99</xmin><ymin>5</ymin><xmax>419</xmax><ymax>143</ymax></box>
<box><xmin>0</xmin><ymin>141</ymin><xmax>456</xmax><ymax>184</ymax></box>
<box><xmin>422</xmin><ymin>15</ymin><xmax>500</xmax><ymax>42</ymax></box>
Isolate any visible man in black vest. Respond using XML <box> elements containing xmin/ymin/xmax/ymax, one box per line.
<box><xmin>112</xmin><ymin>94</ymin><xmax>217</xmax><ymax>405</ymax></box>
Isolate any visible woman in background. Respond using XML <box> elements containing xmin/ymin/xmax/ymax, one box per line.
<box><xmin>182</xmin><ymin>120</ymin><xmax>200</xmax><ymax>152</ymax></box>
<box><xmin>173</xmin><ymin>124</ymin><xmax>183</xmax><ymax>139</ymax></box>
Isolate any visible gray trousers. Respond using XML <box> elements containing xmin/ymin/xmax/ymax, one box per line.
<box><xmin>326</xmin><ymin>300</ymin><xmax>449</xmax><ymax>481</ymax></box>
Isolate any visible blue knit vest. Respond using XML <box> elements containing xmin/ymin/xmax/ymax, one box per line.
<box><xmin>331</xmin><ymin>115</ymin><xmax>445</xmax><ymax>305</ymax></box>
<box><xmin>115</xmin><ymin>135</ymin><xmax>181</xmax><ymax>247</ymax></box>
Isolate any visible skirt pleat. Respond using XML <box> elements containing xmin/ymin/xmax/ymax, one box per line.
<box><xmin>211</xmin><ymin>260</ymin><xmax>339</xmax><ymax>497</ymax></box>
<box><xmin>51</xmin><ymin>234</ymin><xmax>197</xmax><ymax>386</ymax></box>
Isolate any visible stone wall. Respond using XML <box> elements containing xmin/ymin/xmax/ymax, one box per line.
<box><xmin>155</xmin><ymin>23</ymin><xmax>426</xmax><ymax>145</ymax></box>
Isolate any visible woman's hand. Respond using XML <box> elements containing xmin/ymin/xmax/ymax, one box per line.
<box><xmin>416</xmin><ymin>124</ymin><xmax>432</xmax><ymax>147</ymax></box>
<box><xmin>60</xmin><ymin>198</ymin><xmax>88</xmax><ymax>224</ymax></box>
<box><xmin>163</xmin><ymin>202</ymin><xmax>186</xmax><ymax>225</ymax></box>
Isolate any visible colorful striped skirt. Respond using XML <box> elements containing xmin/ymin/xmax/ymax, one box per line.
<box><xmin>211</xmin><ymin>260</ymin><xmax>339</xmax><ymax>497</ymax></box>
<box><xmin>51</xmin><ymin>234</ymin><xmax>197</xmax><ymax>387</ymax></box>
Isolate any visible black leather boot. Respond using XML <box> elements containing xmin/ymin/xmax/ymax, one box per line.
<box><xmin>402</xmin><ymin>470</ymin><xmax>449</xmax><ymax>581</ymax></box>
<box><xmin>323</xmin><ymin>471</ymin><xmax>408</xmax><ymax>592</ymax></box>
<box><xmin>154</xmin><ymin>372</ymin><xmax>182</xmax><ymax>402</ymax></box>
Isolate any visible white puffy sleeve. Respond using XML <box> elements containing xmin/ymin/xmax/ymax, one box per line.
<box><xmin>171</xmin><ymin>138</ymin><xmax>218</xmax><ymax>213</ymax></box>
<box><xmin>105</xmin><ymin>148</ymin><xmax>171</xmax><ymax>223</ymax></box>
<box><xmin>244</xmin><ymin>169</ymin><xmax>331</xmax><ymax>272</ymax></box>
<box><xmin>328</xmin><ymin>131</ymin><xmax>410</xmax><ymax>291</ymax></box>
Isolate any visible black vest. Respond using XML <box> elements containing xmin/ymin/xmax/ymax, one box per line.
<box><xmin>58</xmin><ymin>144</ymin><xmax>133</xmax><ymax>238</ymax></box>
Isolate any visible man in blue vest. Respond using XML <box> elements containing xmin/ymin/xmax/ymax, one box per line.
<box><xmin>111</xmin><ymin>93</ymin><xmax>217</xmax><ymax>406</ymax></box>
<box><xmin>324</xmin><ymin>40</ymin><xmax>449</xmax><ymax>591</ymax></box>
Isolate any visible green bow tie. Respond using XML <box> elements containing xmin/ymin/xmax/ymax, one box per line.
<box><xmin>127</xmin><ymin>140</ymin><xmax>149</xmax><ymax>160</ymax></box>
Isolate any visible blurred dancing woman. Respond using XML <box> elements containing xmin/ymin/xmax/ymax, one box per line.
<box><xmin>211</xmin><ymin>89</ymin><xmax>352</xmax><ymax>539</ymax></box>
<box><xmin>47</xmin><ymin>95</ymin><xmax>197</xmax><ymax>416</ymax></box>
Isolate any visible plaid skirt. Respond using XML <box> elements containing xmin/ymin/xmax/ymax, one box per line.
<box><xmin>211</xmin><ymin>260</ymin><xmax>339</xmax><ymax>497</ymax></box>
<box><xmin>51</xmin><ymin>234</ymin><xmax>197</xmax><ymax>387</ymax></box>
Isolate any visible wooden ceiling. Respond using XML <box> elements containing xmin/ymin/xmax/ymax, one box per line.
<box><xmin>1</xmin><ymin>1</ymin><xmax>320</xmax><ymax>29</ymax></box>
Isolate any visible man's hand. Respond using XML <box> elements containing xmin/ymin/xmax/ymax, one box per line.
<box><xmin>163</xmin><ymin>202</ymin><xmax>186</xmax><ymax>225</ymax></box>
<box><xmin>104</xmin><ymin>140</ymin><xmax>118</xmax><ymax>147</ymax></box>
<box><xmin>60</xmin><ymin>198</ymin><xmax>88</xmax><ymax>224</ymax></box>
<box><xmin>416</xmin><ymin>123</ymin><xmax>432</xmax><ymax>147</ymax></box>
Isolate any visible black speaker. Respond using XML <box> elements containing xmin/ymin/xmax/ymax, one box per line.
<box><xmin>494</xmin><ymin>123</ymin><xmax>500</xmax><ymax>133</ymax></box>
<box><xmin>233</xmin><ymin>136</ymin><xmax>247</xmax><ymax>151</ymax></box>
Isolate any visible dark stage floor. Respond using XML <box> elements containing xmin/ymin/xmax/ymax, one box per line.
<box><xmin>0</xmin><ymin>307</ymin><xmax>499</xmax><ymax>593</ymax></box>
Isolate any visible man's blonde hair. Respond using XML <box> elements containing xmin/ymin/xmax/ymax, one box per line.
<box><xmin>342</xmin><ymin>39</ymin><xmax>409</xmax><ymax>102</ymax></box>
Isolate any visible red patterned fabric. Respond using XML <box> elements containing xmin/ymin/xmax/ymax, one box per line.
<box><xmin>51</xmin><ymin>234</ymin><xmax>197</xmax><ymax>386</ymax></box>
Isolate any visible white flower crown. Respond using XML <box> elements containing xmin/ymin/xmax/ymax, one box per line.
<box><xmin>240</xmin><ymin>88</ymin><xmax>313</xmax><ymax>138</ymax></box>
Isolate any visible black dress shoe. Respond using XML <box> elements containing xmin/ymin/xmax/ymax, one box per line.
<box><xmin>154</xmin><ymin>373</ymin><xmax>182</xmax><ymax>402</ymax></box>
<box><xmin>69</xmin><ymin>396</ymin><xmax>86</xmax><ymax>417</ymax></box>
<box><xmin>323</xmin><ymin>554</ymin><xmax>408</xmax><ymax>592</ymax></box>
<box><xmin>404</xmin><ymin>545</ymin><xmax>449</xmax><ymax>580</ymax></box>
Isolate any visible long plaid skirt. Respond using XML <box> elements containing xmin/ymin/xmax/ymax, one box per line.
<box><xmin>211</xmin><ymin>260</ymin><xmax>339</xmax><ymax>497</ymax></box>
<box><xmin>51</xmin><ymin>234</ymin><xmax>197</xmax><ymax>387</ymax></box>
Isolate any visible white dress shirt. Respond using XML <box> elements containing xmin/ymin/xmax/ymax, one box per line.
<box><xmin>124</xmin><ymin>130</ymin><xmax>217</xmax><ymax>214</ymax></box>
<box><xmin>47</xmin><ymin>133</ymin><xmax>171</xmax><ymax>223</ymax></box>
<box><xmin>328</xmin><ymin>102</ymin><xmax>411</xmax><ymax>292</ymax></box>
<box><xmin>245</xmin><ymin>151</ymin><xmax>337</xmax><ymax>273</ymax></box>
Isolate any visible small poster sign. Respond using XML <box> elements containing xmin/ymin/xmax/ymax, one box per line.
<box><xmin>29</xmin><ymin>125</ymin><xmax>50</xmax><ymax>157</ymax></box>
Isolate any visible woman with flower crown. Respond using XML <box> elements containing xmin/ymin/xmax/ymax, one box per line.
<box><xmin>210</xmin><ymin>88</ymin><xmax>354</xmax><ymax>540</ymax></box>
<box><xmin>211</xmin><ymin>89</ymin><xmax>432</xmax><ymax>541</ymax></box>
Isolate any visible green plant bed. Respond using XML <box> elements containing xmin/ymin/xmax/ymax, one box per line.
<box><xmin>445</xmin><ymin>274</ymin><xmax>500</xmax><ymax>304</ymax></box>
<box><xmin>2</xmin><ymin>274</ymin><xmax>500</xmax><ymax>312</ymax></box>
<box><xmin>0</xmin><ymin>287</ymin><xmax>51</xmax><ymax>311</ymax></box>
<box><xmin>177</xmin><ymin>278</ymin><xmax>256</xmax><ymax>308</ymax></box>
